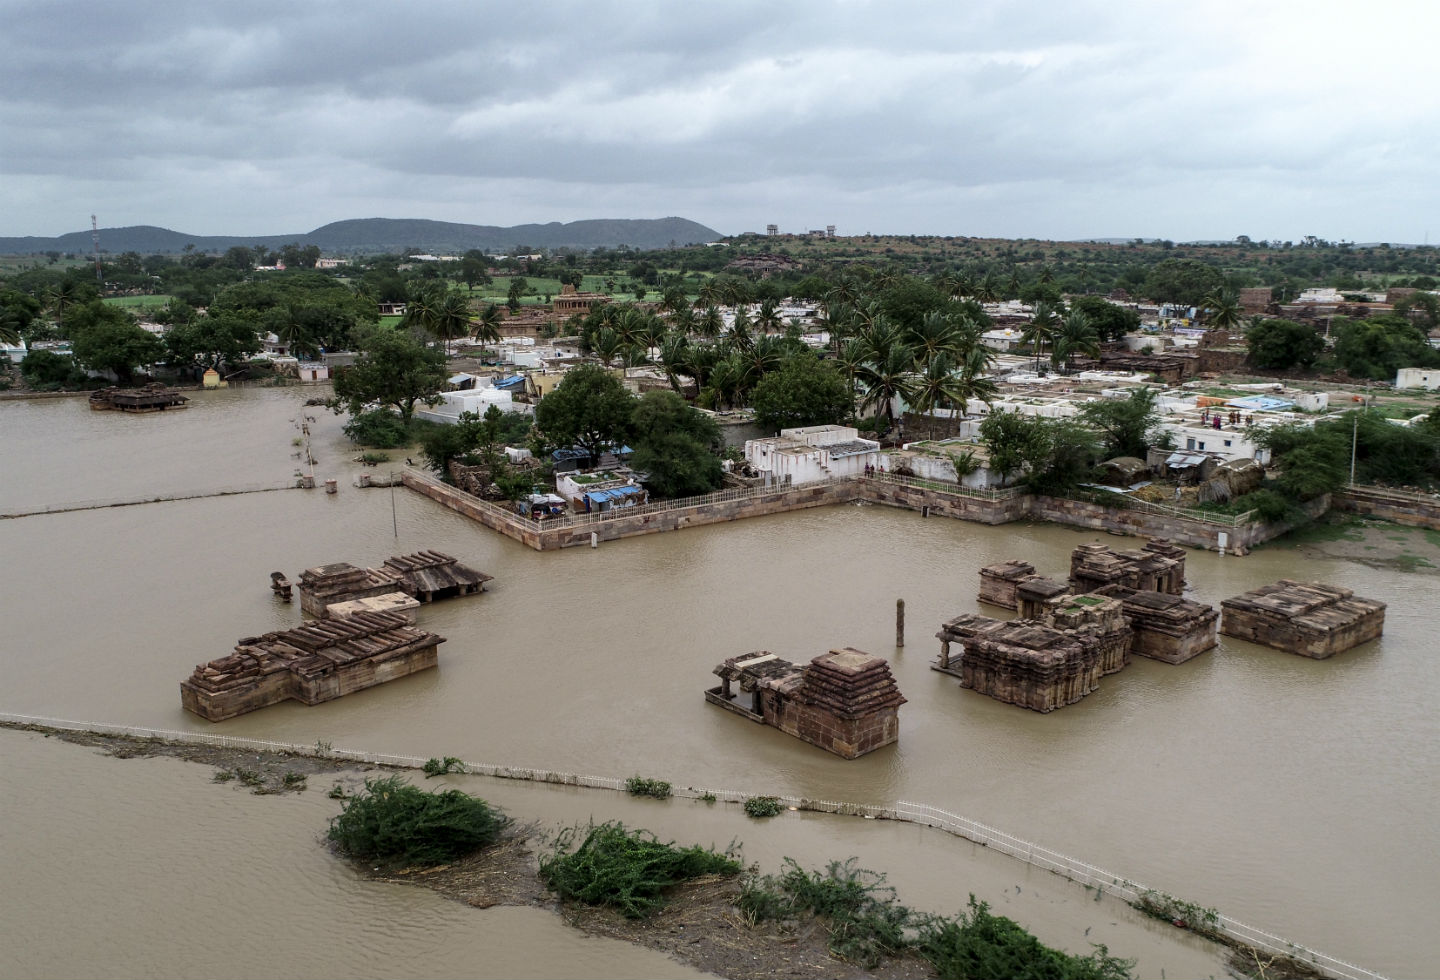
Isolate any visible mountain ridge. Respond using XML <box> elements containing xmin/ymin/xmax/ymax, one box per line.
<box><xmin>0</xmin><ymin>216</ymin><xmax>724</xmax><ymax>255</ymax></box>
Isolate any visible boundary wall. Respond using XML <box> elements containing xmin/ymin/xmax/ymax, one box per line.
<box><xmin>405</xmin><ymin>469</ymin><xmax>1304</xmax><ymax>554</ymax></box>
<box><xmin>1333</xmin><ymin>485</ymin><xmax>1440</xmax><ymax>530</ymax></box>
<box><xmin>0</xmin><ymin>712</ymin><xmax>1385</xmax><ymax>980</ymax></box>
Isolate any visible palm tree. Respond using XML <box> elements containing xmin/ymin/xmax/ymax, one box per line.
<box><xmin>1022</xmin><ymin>301</ymin><xmax>1060</xmax><ymax>372</ymax></box>
<box><xmin>737</xmin><ymin>334</ymin><xmax>786</xmax><ymax>394</ymax></box>
<box><xmin>1203</xmin><ymin>287</ymin><xmax>1244</xmax><ymax>331</ymax></box>
<box><xmin>696</xmin><ymin>305</ymin><xmax>724</xmax><ymax>341</ymax></box>
<box><xmin>657</xmin><ymin>331</ymin><xmax>690</xmax><ymax>394</ymax></box>
<box><xmin>974</xmin><ymin>273</ymin><xmax>1000</xmax><ymax>304</ymax></box>
<box><xmin>856</xmin><ymin>342</ymin><xmax>918</xmax><ymax>434</ymax></box>
<box><xmin>589</xmin><ymin>326</ymin><xmax>623</xmax><ymax>368</ymax></box>
<box><xmin>910</xmin><ymin>354</ymin><xmax>961</xmax><ymax>437</ymax></box>
<box><xmin>755</xmin><ymin>298</ymin><xmax>784</xmax><ymax>335</ymax></box>
<box><xmin>907</xmin><ymin>310</ymin><xmax>962</xmax><ymax>366</ymax></box>
<box><xmin>703</xmin><ymin>353</ymin><xmax>746</xmax><ymax>410</ymax></box>
<box><xmin>0</xmin><ymin>310</ymin><xmax>22</xmax><ymax>347</ymax></box>
<box><xmin>695</xmin><ymin>279</ymin><xmax>722</xmax><ymax>309</ymax></box>
<box><xmin>1053</xmin><ymin>309</ymin><xmax>1100</xmax><ymax>372</ymax></box>
<box><xmin>44</xmin><ymin>280</ymin><xmax>82</xmax><ymax>332</ymax></box>
<box><xmin>667</xmin><ymin>305</ymin><xmax>696</xmax><ymax>336</ymax></box>
<box><xmin>834</xmin><ymin>337</ymin><xmax>868</xmax><ymax>415</ymax></box>
<box><xmin>429</xmin><ymin>289</ymin><xmax>473</xmax><ymax>355</ymax></box>
<box><xmin>729</xmin><ymin>307</ymin><xmax>754</xmax><ymax>349</ymax></box>
<box><xmin>471</xmin><ymin>303</ymin><xmax>503</xmax><ymax>346</ymax></box>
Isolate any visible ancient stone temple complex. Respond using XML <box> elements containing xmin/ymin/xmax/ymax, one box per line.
<box><xmin>950</xmin><ymin>539</ymin><xmax>1219</xmax><ymax>711</ymax></box>
<box><xmin>705</xmin><ymin>648</ymin><xmax>905</xmax><ymax>758</ymax></box>
<box><xmin>88</xmin><ymin>383</ymin><xmax>189</xmax><ymax>413</ymax></box>
<box><xmin>1221</xmin><ymin>580</ymin><xmax>1386</xmax><ymax>658</ymax></box>
<box><xmin>297</xmin><ymin>551</ymin><xmax>492</xmax><ymax>617</ymax></box>
<box><xmin>180</xmin><ymin>612</ymin><xmax>446</xmax><ymax>721</ymax></box>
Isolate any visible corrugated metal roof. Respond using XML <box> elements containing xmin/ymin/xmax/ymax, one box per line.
<box><xmin>587</xmin><ymin>485</ymin><xmax>644</xmax><ymax>503</ymax></box>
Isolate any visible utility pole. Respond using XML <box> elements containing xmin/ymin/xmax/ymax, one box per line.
<box><xmin>90</xmin><ymin>215</ymin><xmax>102</xmax><ymax>286</ymax></box>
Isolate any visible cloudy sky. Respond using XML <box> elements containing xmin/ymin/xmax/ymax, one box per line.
<box><xmin>4</xmin><ymin>0</ymin><xmax>1437</xmax><ymax>242</ymax></box>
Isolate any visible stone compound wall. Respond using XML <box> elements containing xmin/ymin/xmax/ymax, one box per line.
<box><xmin>1333</xmin><ymin>486</ymin><xmax>1440</xmax><ymax>530</ymax></box>
<box><xmin>404</xmin><ymin>470</ymin><xmax>1325</xmax><ymax>555</ymax></box>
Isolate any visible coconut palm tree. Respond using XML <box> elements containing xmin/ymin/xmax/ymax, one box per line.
<box><xmin>856</xmin><ymin>342</ymin><xmax>918</xmax><ymax>434</ymax></box>
<box><xmin>907</xmin><ymin>310</ymin><xmax>962</xmax><ymax>366</ymax></box>
<box><xmin>703</xmin><ymin>353</ymin><xmax>747</xmax><ymax>410</ymax></box>
<box><xmin>729</xmin><ymin>306</ymin><xmax>754</xmax><ymax>349</ymax></box>
<box><xmin>737</xmin><ymin>334</ymin><xmax>786</xmax><ymax>394</ymax></box>
<box><xmin>696</xmin><ymin>305</ymin><xmax>724</xmax><ymax>341</ymax></box>
<box><xmin>0</xmin><ymin>310</ymin><xmax>23</xmax><ymax>347</ymax></box>
<box><xmin>589</xmin><ymin>327</ymin><xmax>624</xmax><ymax>368</ymax></box>
<box><xmin>1022</xmin><ymin>301</ymin><xmax>1060</xmax><ymax>372</ymax></box>
<box><xmin>974</xmin><ymin>273</ymin><xmax>1000</xmax><ymax>304</ymax></box>
<box><xmin>667</xmin><ymin>305</ymin><xmax>696</xmax><ymax>336</ymax></box>
<box><xmin>1203</xmin><ymin>287</ymin><xmax>1244</xmax><ymax>331</ymax></box>
<box><xmin>471</xmin><ymin>303</ymin><xmax>503</xmax><ymax>345</ymax></box>
<box><xmin>755</xmin><ymin>297</ymin><xmax>784</xmax><ymax>335</ymax></box>
<box><xmin>657</xmin><ymin>331</ymin><xmax>690</xmax><ymax>394</ymax></box>
<box><xmin>429</xmin><ymin>289</ymin><xmax>473</xmax><ymax>355</ymax></box>
<box><xmin>1053</xmin><ymin>309</ymin><xmax>1100</xmax><ymax>372</ymax></box>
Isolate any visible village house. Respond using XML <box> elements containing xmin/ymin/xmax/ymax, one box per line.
<box><xmin>743</xmin><ymin>424</ymin><xmax>880</xmax><ymax>486</ymax></box>
<box><xmin>554</xmin><ymin>470</ymin><xmax>647</xmax><ymax>513</ymax></box>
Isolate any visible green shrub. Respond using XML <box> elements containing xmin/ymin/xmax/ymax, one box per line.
<box><xmin>743</xmin><ymin>795</ymin><xmax>784</xmax><ymax>818</ymax></box>
<box><xmin>625</xmin><ymin>776</ymin><xmax>672</xmax><ymax>799</ymax></box>
<box><xmin>916</xmin><ymin>896</ymin><xmax>1135</xmax><ymax>980</ymax></box>
<box><xmin>422</xmin><ymin>756</ymin><xmax>465</xmax><ymax>777</ymax></box>
<box><xmin>538</xmin><ymin>821</ymin><xmax>740</xmax><ymax>918</ymax></box>
<box><xmin>327</xmin><ymin>775</ymin><xmax>508</xmax><ymax>867</ymax></box>
<box><xmin>739</xmin><ymin>858</ymin><xmax>909</xmax><ymax>968</ymax></box>
<box><xmin>343</xmin><ymin>408</ymin><xmax>410</xmax><ymax>448</ymax></box>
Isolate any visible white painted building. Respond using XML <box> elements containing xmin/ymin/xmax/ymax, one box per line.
<box><xmin>744</xmin><ymin>424</ymin><xmax>879</xmax><ymax>485</ymax></box>
<box><xmin>414</xmin><ymin>385</ymin><xmax>528</xmax><ymax>425</ymax></box>
<box><xmin>1396</xmin><ymin>367</ymin><xmax>1440</xmax><ymax>390</ymax></box>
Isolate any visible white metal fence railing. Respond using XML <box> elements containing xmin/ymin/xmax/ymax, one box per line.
<box><xmin>865</xmin><ymin>471</ymin><xmax>1024</xmax><ymax>501</ymax></box>
<box><xmin>0</xmin><ymin>482</ymin><xmax>298</xmax><ymax>519</ymax></box>
<box><xmin>0</xmin><ymin>712</ymin><xmax>1385</xmax><ymax>980</ymax></box>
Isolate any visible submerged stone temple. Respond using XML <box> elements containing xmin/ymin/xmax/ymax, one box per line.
<box><xmin>297</xmin><ymin>551</ymin><xmax>492</xmax><ymax>618</ymax></box>
<box><xmin>88</xmin><ymin>383</ymin><xmax>189</xmax><ymax>413</ymax></box>
<box><xmin>180</xmin><ymin>612</ymin><xmax>446</xmax><ymax>721</ymax></box>
<box><xmin>1221</xmin><ymin>580</ymin><xmax>1385</xmax><ymax>658</ymax></box>
<box><xmin>1069</xmin><ymin>540</ymin><xmax>1186</xmax><ymax>596</ymax></box>
<box><xmin>977</xmin><ymin>560</ymin><xmax>1037</xmax><ymax>610</ymax></box>
<box><xmin>934</xmin><ymin>610</ymin><xmax>1115</xmax><ymax>712</ymax></box>
<box><xmin>1116</xmin><ymin>590</ymin><xmax>1218</xmax><ymax>663</ymax></box>
<box><xmin>705</xmin><ymin>648</ymin><xmax>905</xmax><ymax>758</ymax></box>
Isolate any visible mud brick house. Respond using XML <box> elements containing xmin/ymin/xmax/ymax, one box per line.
<box><xmin>1221</xmin><ymin>580</ymin><xmax>1385</xmax><ymax>658</ymax></box>
<box><xmin>706</xmin><ymin>648</ymin><xmax>905</xmax><ymax>758</ymax></box>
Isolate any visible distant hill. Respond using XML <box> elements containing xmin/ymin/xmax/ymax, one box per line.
<box><xmin>0</xmin><ymin>216</ymin><xmax>723</xmax><ymax>256</ymax></box>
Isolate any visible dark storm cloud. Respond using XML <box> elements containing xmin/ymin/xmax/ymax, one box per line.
<box><xmin>2</xmin><ymin>0</ymin><xmax>1436</xmax><ymax>240</ymax></box>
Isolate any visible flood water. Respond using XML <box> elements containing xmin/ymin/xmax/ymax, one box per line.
<box><xmin>1</xmin><ymin>388</ymin><xmax>1435</xmax><ymax>977</ymax></box>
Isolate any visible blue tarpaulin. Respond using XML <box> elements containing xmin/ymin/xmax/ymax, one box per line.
<box><xmin>1227</xmin><ymin>395</ymin><xmax>1293</xmax><ymax>412</ymax></box>
<box><xmin>493</xmin><ymin>375</ymin><xmax>525</xmax><ymax>389</ymax></box>
<box><xmin>586</xmin><ymin>485</ymin><xmax>644</xmax><ymax>504</ymax></box>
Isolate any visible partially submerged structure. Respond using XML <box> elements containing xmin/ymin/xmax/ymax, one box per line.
<box><xmin>1117</xmin><ymin>590</ymin><xmax>1218</xmax><ymax>663</ymax></box>
<box><xmin>296</xmin><ymin>552</ymin><xmax>492</xmax><ymax>618</ymax></box>
<box><xmin>935</xmin><ymin>614</ymin><xmax>1106</xmax><ymax>713</ymax></box>
<box><xmin>1069</xmin><ymin>541</ymin><xmax>1186</xmax><ymax>596</ymax></box>
<box><xmin>88</xmin><ymin>384</ymin><xmax>189</xmax><ymax>413</ymax></box>
<box><xmin>180</xmin><ymin>612</ymin><xmax>446</xmax><ymax>721</ymax></box>
<box><xmin>1221</xmin><ymin>580</ymin><xmax>1385</xmax><ymax>658</ymax></box>
<box><xmin>706</xmin><ymin>648</ymin><xmax>905</xmax><ymax>758</ymax></box>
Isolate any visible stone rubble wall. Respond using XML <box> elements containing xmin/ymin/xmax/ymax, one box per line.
<box><xmin>1333</xmin><ymin>486</ymin><xmax>1440</xmax><ymax>531</ymax></box>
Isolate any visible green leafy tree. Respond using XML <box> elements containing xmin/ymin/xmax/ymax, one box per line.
<box><xmin>1070</xmin><ymin>295</ymin><xmax>1139</xmax><ymax>343</ymax></box>
<box><xmin>1331</xmin><ymin>315</ymin><xmax>1440</xmax><ymax>380</ymax></box>
<box><xmin>67</xmin><ymin>302</ymin><xmax>165</xmax><ymax>384</ymax></box>
<box><xmin>750</xmin><ymin>352</ymin><xmax>853</xmax><ymax>433</ymax></box>
<box><xmin>163</xmin><ymin>314</ymin><xmax>262</xmax><ymax>371</ymax></box>
<box><xmin>1246</xmin><ymin>319</ymin><xmax>1325</xmax><ymax>370</ymax></box>
<box><xmin>533</xmin><ymin>363</ymin><xmax>636</xmax><ymax>462</ymax></box>
<box><xmin>629</xmin><ymin>390</ymin><xmax>724</xmax><ymax>497</ymax></box>
<box><xmin>979</xmin><ymin>411</ymin><xmax>1050</xmax><ymax>483</ymax></box>
<box><xmin>1143</xmin><ymin>258</ymin><xmax>1224</xmax><ymax>307</ymax></box>
<box><xmin>331</xmin><ymin>325</ymin><xmax>448</xmax><ymax>424</ymax></box>
<box><xmin>1077</xmin><ymin>387</ymin><xmax>1169</xmax><ymax>459</ymax></box>
<box><xmin>506</xmin><ymin>276</ymin><xmax>528</xmax><ymax>311</ymax></box>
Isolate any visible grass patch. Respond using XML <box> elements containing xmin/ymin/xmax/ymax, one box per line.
<box><xmin>327</xmin><ymin>775</ymin><xmax>508</xmax><ymax>867</ymax></box>
<box><xmin>625</xmin><ymin>776</ymin><xmax>672</xmax><ymax>800</ymax></box>
<box><xmin>538</xmin><ymin>821</ymin><xmax>740</xmax><ymax>918</ymax></box>
<box><xmin>103</xmin><ymin>294</ymin><xmax>174</xmax><ymax>309</ymax></box>
<box><xmin>1393</xmin><ymin>554</ymin><xmax>1435</xmax><ymax>572</ymax></box>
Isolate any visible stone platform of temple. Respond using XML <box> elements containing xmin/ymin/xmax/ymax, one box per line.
<box><xmin>298</xmin><ymin>552</ymin><xmax>492</xmax><ymax>617</ymax></box>
<box><xmin>1221</xmin><ymin>580</ymin><xmax>1385</xmax><ymax>659</ymax></box>
<box><xmin>180</xmin><ymin>612</ymin><xmax>446</xmax><ymax>721</ymax></box>
<box><xmin>705</xmin><ymin>648</ymin><xmax>905</xmax><ymax>758</ymax></box>
<box><xmin>1114</xmin><ymin>589</ymin><xmax>1218</xmax><ymax>663</ymax></box>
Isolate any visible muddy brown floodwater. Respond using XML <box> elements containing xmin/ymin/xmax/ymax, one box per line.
<box><xmin>1</xmin><ymin>387</ymin><xmax>1435</xmax><ymax>978</ymax></box>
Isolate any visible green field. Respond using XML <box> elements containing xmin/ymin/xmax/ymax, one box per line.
<box><xmin>103</xmin><ymin>294</ymin><xmax>174</xmax><ymax>309</ymax></box>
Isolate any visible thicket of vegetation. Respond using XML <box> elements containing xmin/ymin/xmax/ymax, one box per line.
<box><xmin>326</xmin><ymin>776</ymin><xmax>509</xmax><ymax>867</ymax></box>
<box><xmin>537</xmin><ymin>821</ymin><xmax>741</xmax><ymax>918</ymax></box>
<box><xmin>740</xmin><ymin>858</ymin><xmax>1135</xmax><ymax>978</ymax></box>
